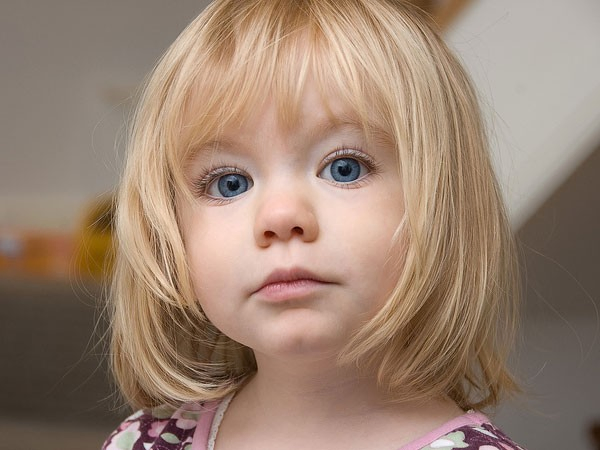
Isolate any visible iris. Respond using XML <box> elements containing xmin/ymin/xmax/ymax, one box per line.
<box><xmin>217</xmin><ymin>174</ymin><xmax>250</xmax><ymax>197</ymax></box>
<box><xmin>329</xmin><ymin>158</ymin><xmax>361</xmax><ymax>182</ymax></box>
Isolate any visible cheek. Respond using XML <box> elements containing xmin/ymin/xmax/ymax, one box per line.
<box><xmin>362</xmin><ymin>231</ymin><xmax>404</xmax><ymax>293</ymax></box>
<box><xmin>182</xmin><ymin>211</ymin><xmax>255</xmax><ymax>319</ymax></box>
<box><xmin>183</xmin><ymin>207</ymin><xmax>245</xmax><ymax>273</ymax></box>
<box><xmin>187</xmin><ymin>237</ymin><xmax>235</xmax><ymax>296</ymax></box>
<box><xmin>181</xmin><ymin>217</ymin><xmax>226</xmax><ymax>301</ymax></box>
<box><xmin>185</xmin><ymin>240</ymin><xmax>236</xmax><ymax>332</ymax></box>
<box><xmin>359</xmin><ymin>201</ymin><xmax>405</xmax><ymax>290</ymax></box>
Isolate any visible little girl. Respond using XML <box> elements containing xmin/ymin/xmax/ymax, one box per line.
<box><xmin>103</xmin><ymin>1</ymin><xmax>524</xmax><ymax>449</ymax></box>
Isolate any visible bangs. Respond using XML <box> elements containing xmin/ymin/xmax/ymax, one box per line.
<box><xmin>175</xmin><ymin>0</ymin><xmax>395</xmax><ymax>167</ymax></box>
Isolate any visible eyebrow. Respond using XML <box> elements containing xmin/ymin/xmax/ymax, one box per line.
<box><xmin>306</xmin><ymin>115</ymin><xmax>394</xmax><ymax>151</ymax></box>
<box><xmin>304</xmin><ymin>115</ymin><xmax>365</xmax><ymax>143</ymax></box>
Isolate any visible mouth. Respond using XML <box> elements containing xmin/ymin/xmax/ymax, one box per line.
<box><xmin>252</xmin><ymin>267</ymin><xmax>332</xmax><ymax>302</ymax></box>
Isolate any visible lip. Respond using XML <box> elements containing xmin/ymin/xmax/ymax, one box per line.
<box><xmin>252</xmin><ymin>267</ymin><xmax>332</xmax><ymax>302</ymax></box>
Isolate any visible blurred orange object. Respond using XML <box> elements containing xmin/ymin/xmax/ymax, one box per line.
<box><xmin>75</xmin><ymin>194</ymin><xmax>116</xmax><ymax>280</ymax></box>
<box><xmin>0</xmin><ymin>229</ymin><xmax>75</xmax><ymax>279</ymax></box>
<box><xmin>0</xmin><ymin>194</ymin><xmax>116</xmax><ymax>281</ymax></box>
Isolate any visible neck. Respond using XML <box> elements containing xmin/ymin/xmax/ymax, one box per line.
<box><xmin>240</xmin><ymin>352</ymin><xmax>393</xmax><ymax>419</ymax></box>
<box><xmin>217</xmin><ymin>353</ymin><xmax>464</xmax><ymax>450</ymax></box>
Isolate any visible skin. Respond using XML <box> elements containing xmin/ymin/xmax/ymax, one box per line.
<box><xmin>179</xmin><ymin>80</ymin><xmax>462</xmax><ymax>449</ymax></box>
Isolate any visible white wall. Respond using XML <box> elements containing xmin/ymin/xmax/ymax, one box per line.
<box><xmin>446</xmin><ymin>0</ymin><xmax>600</xmax><ymax>228</ymax></box>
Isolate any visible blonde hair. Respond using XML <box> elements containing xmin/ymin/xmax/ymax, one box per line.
<box><xmin>110</xmin><ymin>0</ymin><xmax>520</xmax><ymax>411</ymax></box>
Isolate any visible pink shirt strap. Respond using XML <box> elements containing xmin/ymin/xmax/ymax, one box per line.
<box><xmin>191</xmin><ymin>400</ymin><xmax>221</xmax><ymax>450</ymax></box>
<box><xmin>399</xmin><ymin>411</ymin><xmax>489</xmax><ymax>450</ymax></box>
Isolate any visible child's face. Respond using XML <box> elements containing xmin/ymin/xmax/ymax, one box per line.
<box><xmin>179</xmin><ymin>80</ymin><xmax>405</xmax><ymax>362</ymax></box>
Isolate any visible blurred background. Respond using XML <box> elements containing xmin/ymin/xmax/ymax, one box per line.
<box><xmin>0</xmin><ymin>0</ymin><xmax>599</xmax><ymax>448</ymax></box>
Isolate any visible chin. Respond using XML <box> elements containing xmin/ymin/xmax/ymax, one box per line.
<box><xmin>257</xmin><ymin>326</ymin><xmax>349</xmax><ymax>362</ymax></box>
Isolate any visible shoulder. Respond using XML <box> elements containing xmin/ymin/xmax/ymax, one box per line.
<box><xmin>419</xmin><ymin>413</ymin><xmax>526</xmax><ymax>450</ymax></box>
<box><xmin>102</xmin><ymin>402</ymin><xmax>210</xmax><ymax>450</ymax></box>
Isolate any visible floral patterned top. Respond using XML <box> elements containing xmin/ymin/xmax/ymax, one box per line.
<box><xmin>102</xmin><ymin>395</ymin><xmax>525</xmax><ymax>450</ymax></box>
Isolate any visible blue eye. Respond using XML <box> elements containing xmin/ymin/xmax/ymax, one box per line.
<box><xmin>320</xmin><ymin>157</ymin><xmax>368</xmax><ymax>183</ymax></box>
<box><xmin>207</xmin><ymin>172</ymin><xmax>252</xmax><ymax>198</ymax></box>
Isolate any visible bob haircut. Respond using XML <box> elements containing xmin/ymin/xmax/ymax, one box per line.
<box><xmin>110</xmin><ymin>0</ymin><xmax>520</xmax><ymax>411</ymax></box>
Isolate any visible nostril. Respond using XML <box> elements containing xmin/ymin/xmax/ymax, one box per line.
<box><xmin>263</xmin><ymin>227</ymin><xmax>304</xmax><ymax>240</ymax></box>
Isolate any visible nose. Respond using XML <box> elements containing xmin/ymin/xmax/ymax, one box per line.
<box><xmin>254</xmin><ymin>191</ymin><xmax>319</xmax><ymax>247</ymax></box>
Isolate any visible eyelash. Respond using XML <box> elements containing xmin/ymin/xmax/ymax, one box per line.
<box><xmin>192</xmin><ymin>147</ymin><xmax>380</xmax><ymax>201</ymax></box>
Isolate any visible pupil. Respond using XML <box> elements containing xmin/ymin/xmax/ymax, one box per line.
<box><xmin>337</xmin><ymin>161</ymin><xmax>353</xmax><ymax>177</ymax></box>
<box><xmin>226</xmin><ymin>177</ymin><xmax>240</xmax><ymax>192</ymax></box>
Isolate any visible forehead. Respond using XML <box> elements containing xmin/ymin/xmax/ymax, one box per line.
<box><xmin>183</xmin><ymin>92</ymin><xmax>393</xmax><ymax>172</ymax></box>
<box><xmin>181</xmin><ymin>74</ymin><xmax>389</xmax><ymax>161</ymax></box>
<box><xmin>224</xmin><ymin>80</ymin><xmax>357</xmax><ymax>135</ymax></box>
